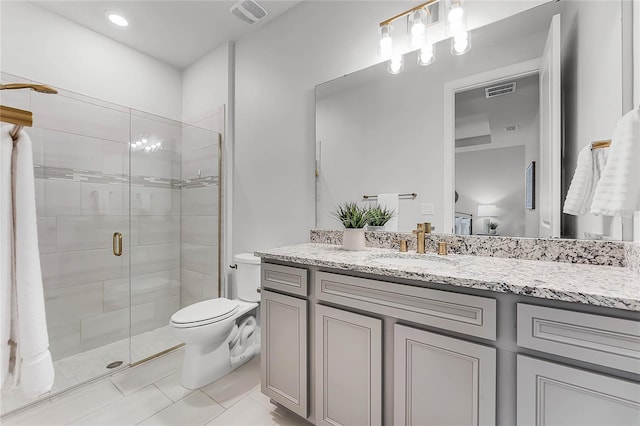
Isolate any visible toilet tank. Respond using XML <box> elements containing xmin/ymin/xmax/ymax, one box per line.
<box><xmin>234</xmin><ymin>253</ymin><xmax>261</xmax><ymax>302</ymax></box>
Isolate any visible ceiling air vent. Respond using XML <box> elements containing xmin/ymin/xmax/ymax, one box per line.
<box><xmin>229</xmin><ymin>0</ymin><xmax>268</xmax><ymax>24</ymax></box>
<box><xmin>485</xmin><ymin>82</ymin><xmax>517</xmax><ymax>99</ymax></box>
<box><xmin>505</xmin><ymin>125</ymin><xmax>520</xmax><ymax>132</ymax></box>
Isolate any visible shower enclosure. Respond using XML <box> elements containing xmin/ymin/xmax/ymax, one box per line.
<box><xmin>0</xmin><ymin>72</ymin><xmax>223</xmax><ymax>415</ymax></box>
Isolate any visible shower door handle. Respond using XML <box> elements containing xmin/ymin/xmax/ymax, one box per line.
<box><xmin>113</xmin><ymin>232</ymin><xmax>123</xmax><ymax>256</ymax></box>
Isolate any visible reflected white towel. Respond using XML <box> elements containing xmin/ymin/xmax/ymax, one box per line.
<box><xmin>591</xmin><ymin>107</ymin><xmax>640</xmax><ymax>217</ymax></box>
<box><xmin>1</xmin><ymin>126</ymin><xmax>14</xmax><ymax>386</ymax></box>
<box><xmin>563</xmin><ymin>145</ymin><xmax>608</xmax><ymax>215</ymax></box>
<box><xmin>1</xmin><ymin>127</ymin><xmax>54</xmax><ymax>397</ymax></box>
<box><xmin>377</xmin><ymin>193</ymin><xmax>399</xmax><ymax>231</ymax></box>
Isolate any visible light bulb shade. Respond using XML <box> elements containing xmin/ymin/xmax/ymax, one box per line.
<box><xmin>445</xmin><ymin>0</ymin><xmax>467</xmax><ymax>39</ymax></box>
<box><xmin>447</xmin><ymin>1</ymin><xmax>464</xmax><ymax>24</ymax></box>
<box><xmin>379</xmin><ymin>23</ymin><xmax>394</xmax><ymax>60</ymax></box>
<box><xmin>451</xmin><ymin>31</ymin><xmax>471</xmax><ymax>55</ymax></box>
<box><xmin>477</xmin><ymin>204</ymin><xmax>500</xmax><ymax>217</ymax></box>
<box><xmin>418</xmin><ymin>43</ymin><xmax>435</xmax><ymax>66</ymax></box>
<box><xmin>388</xmin><ymin>54</ymin><xmax>404</xmax><ymax>74</ymax></box>
<box><xmin>408</xmin><ymin>9</ymin><xmax>427</xmax><ymax>50</ymax></box>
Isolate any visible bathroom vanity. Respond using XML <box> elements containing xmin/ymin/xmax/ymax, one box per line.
<box><xmin>257</xmin><ymin>243</ymin><xmax>640</xmax><ymax>426</ymax></box>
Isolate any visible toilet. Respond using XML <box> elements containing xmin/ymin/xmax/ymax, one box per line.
<box><xmin>170</xmin><ymin>253</ymin><xmax>261</xmax><ymax>389</ymax></box>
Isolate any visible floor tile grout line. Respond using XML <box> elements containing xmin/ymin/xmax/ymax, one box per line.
<box><xmin>132</xmin><ymin>390</ymin><xmax>173</xmax><ymax>426</ymax></box>
<box><xmin>191</xmin><ymin>390</ymin><xmax>229</xmax><ymax>426</ymax></box>
<box><xmin>109</xmin><ymin>377</ymin><xmax>127</xmax><ymax>398</ymax></box>
<box><xmin>132</xmin><ymin>389</ymin><xmax>223</xmax><ymax>426</ymax></box>
<box><xmin>151</xmin><ymin>382</ymin><xmax>176</xmax><ymax>402</ymax></box>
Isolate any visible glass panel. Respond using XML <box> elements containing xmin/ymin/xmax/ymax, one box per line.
<box><xmin>180</xmin><ymin>124</ymin><xmax>221</xmax><ymax>307</ymax></box>
<box><xmin>128</xmin><ymin>113</ymin><xmax>221</xmax><ymax>365</ymax></box>
<box><xmin>129</xmin><ymin>111</ymin><xmax>183</xmax><ymax>364</ymax></box>
<box><xmin>0</xmin><ymin>73</ymin><xmax>131</xmax><ymax>414</ymax></box>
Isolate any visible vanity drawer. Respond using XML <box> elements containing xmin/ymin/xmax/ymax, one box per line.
<box><xmin>517</xmin><ymin>303</ymin><xmax>640</xmax><ymax>374</ymax></box>
<box><xmin>262</xmin><ymin>263</ymin><xmax>308</xmax><ymax>297</ymax></box>
<box><xmin>315</xmin><ymin>271</ymin><xmax>496</xmax><ymax>340</ymax></box>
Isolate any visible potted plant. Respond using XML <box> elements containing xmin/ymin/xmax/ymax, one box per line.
<box><xmin>489</xmin><ymin>221</ymin><xmax>499</xmax><ymax>235</ymax></box>
<box><xmin>330</xmin><ymin>202</ymin><xmax>371</xmax><ymax>250</ymax></box>
<box><xmin>366</xmin><ymin>204</ymin><xmax>395</xmax><ymax>231</ymax></box>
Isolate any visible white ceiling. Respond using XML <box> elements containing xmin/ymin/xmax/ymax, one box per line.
<box><xmin>31</xmin><ymin>0</ymin><xmax>301</xmax><ymax>69</ymax></box>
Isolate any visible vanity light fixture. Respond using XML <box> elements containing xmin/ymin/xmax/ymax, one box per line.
<box><xmin>106</xmin><ymin>11</ymin><xmax>129</xmax><ymax>27</ymax></box>
<box><xmin>378</xmin><ymin>0</ymin><xmax>469</xmax><ymax>74</ymax></box>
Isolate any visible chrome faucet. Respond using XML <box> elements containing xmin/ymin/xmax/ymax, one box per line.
<box><xmin>412</xmin><ymin>223</ymin><xmax>427</xmax><ymax>254</ymax></box>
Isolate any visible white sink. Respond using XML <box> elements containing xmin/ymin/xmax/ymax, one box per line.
<box><xmin>370</xmin><ymin>254</ymin><xmax>457</xmax><ymax>268</ymax></box>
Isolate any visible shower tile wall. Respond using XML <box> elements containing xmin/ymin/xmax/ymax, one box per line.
<box><xmin>4</xmin><ymin>77</ymin><xmax>183</xmax><ymax>362</ymax></box>
<box><xmin>180</xmin><ymin>106</ymin><xmax>223</xmax><ymax>306</ymax></box>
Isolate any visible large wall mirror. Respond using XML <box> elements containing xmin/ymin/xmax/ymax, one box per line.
<box><xmin>315</xmin><ymin>0</ymin><xmax>633</xmax><ymax>241</ymax></box>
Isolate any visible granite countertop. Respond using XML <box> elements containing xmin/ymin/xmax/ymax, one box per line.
<box><xmin>255</xmin><ymin>243</ymin><xmax>640</xmax><ymax>312</ymax></box>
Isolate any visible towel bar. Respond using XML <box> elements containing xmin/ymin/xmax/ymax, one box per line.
<box><xmin>363</xmin><ymin>193</ymin><xmax>417</xmax><ymax>200</ymax></box>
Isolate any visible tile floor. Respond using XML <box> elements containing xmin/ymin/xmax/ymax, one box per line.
<box><xmin>1</xmin><ymin>349</ymin><xmax>309</xmax><ymax>426</ymax></box>
<box><xmin>1</xmin><ymin>326</ymin><xmax>182</xmax><ymax>415</ymax></box>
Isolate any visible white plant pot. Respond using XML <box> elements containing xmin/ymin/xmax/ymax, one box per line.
<box><xmin>343</xmin><ymin>228</ymin><xmax>366</xmax><ymax>251</ymax></box>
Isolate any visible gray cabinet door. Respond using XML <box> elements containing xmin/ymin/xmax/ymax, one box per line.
<box><xmin>261</xmin><ymin>289</ymin><xmax>308</xmax><ymax>418</ymax></box>
<box><xmin>315</xmin><ymin>304</ymin><xmax>382</xmax><ymax>426</ymax></box>
<box><xmin>517</xmin><ymin>355</ymin><xmax>640</xmax><ymax>426</ymax></box>
<box><xmin>394</xmin><ymin>324</ymin><xmax>497</xmax><ymax>426</ymax></box>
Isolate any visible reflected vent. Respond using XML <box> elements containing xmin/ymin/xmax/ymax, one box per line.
<box><xmin>485</xmin><ymin>82</ymin><xmax>516</xmax><ymax>98</ymax></box>
<box><xmin>229</xmin><ymin>0</ymin><xmax>268</xmax><ymax>24</ymax></box>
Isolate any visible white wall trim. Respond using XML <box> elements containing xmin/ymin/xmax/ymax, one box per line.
<box><xmin>634</xmin><ymin>0</ymin><xmax>639</xmax><ymax>108</ymax></box>
<box><xmin>442</xmin><ymin>58</ymin><xmax>541</xmax><ymax>234</ymax></box>
<box><xmin>635</xmin><ymin>0</ymin><xmax>639</xmax><ymax>241</ymax></box>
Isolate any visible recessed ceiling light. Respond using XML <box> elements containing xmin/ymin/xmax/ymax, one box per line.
<box><xmin>106</xmin><ymin>12</ymin><xmax>128</xmax><ymax>27</ymax></box>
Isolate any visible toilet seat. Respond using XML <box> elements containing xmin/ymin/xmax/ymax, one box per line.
<box><xmin>171</xmin><ymin>298</ymin><xmax>239</xmax><ymax>328</ymax></box>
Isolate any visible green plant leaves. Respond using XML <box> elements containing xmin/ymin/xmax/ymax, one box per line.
<box><xmin>367</xmin><ymin>204</ymin><xmax>395</xmax><ymax>226</ymax></box>
<box><xmin>330</xmin><ymin>202</ymin><xmax>395</xmax><ymax>228</ymax></box>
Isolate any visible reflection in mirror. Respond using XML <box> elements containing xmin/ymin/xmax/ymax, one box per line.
<box><xmin>454</xmin><ymin>74</ymin><xmax>540</xmax><ymax>237</ymax></box>
<box><xmin>315</xmin><ymin>0</ymin><xmax>631</xmax><ymax>240</ymax></box>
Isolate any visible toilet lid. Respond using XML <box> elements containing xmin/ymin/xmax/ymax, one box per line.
<box><xmin>171</xmin><ymin>298</ymin><xmax>239</xmax><ymax>325</ymax></box>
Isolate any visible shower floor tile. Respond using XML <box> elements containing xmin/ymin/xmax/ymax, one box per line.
<box><xmin>1</xmin><ymin>325</ymin><xmax>181</xmax><ymax>415</ymax></box>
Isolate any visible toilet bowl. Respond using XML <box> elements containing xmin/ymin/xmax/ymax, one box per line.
<box><xmin>170</xmin><ymin>253</ymin><xmax>261</xmax><ymax>389</ymax></box>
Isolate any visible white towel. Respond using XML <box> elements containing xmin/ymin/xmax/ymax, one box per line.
<box><xmin>1</xmin><ymin>126</ymin><xmax>14</xmax><ymax>386</ymax></box>
<box><xmin>591</xmin><ymin>107</ymin><xmax>640</xmax><ymax>217</ymax></box>
<box><xmin>377</xmin><ymin>193</ymin><xmax>399</xmax><ymax>231</ymax></box>
<box><xmin>563</xmin><ymin>145</ymin><xmax>608</xmax><ymax>215</ymax></box>
<box><xmin>1</xmin><ymin>126</ymin><xmax>54</xmax><ymax>397</ymax></box>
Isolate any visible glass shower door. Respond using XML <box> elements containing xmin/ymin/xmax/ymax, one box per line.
<box><xmin>1</xmin><ymin>73</ymin><xmax>222</xmax><ymax>414</ymax></box>
<box><xmin>0</xmin><ymin>74</ymin><xmax>132</xmax><ymax>414</ymax></box>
